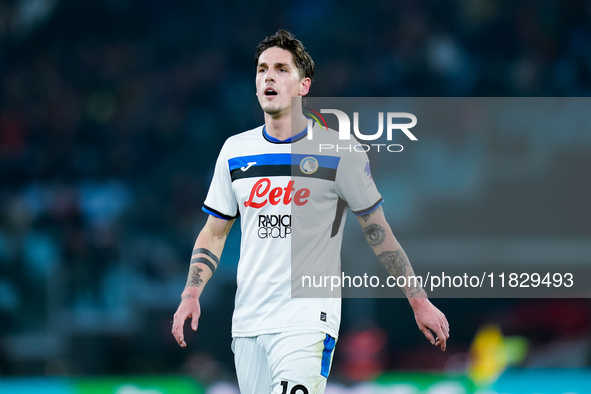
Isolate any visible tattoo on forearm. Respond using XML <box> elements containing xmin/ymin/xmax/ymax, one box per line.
<box><xmin>364</xmin><ymin>224</ymin><xmax>386</xmax><ymax>247</ymax></box>
<box><xmin>190</xmin><ymin>256</ymin><xmax>217</xmax><ymax>274</ymax></box>
<box><xmin>192</xmin><ymin>248</ymin><xmax>220</xmax><ymax>265</ymax></box>
<box><xmin>186</xmin><ymin>266</ymin><xmax>204</xmax><ymax>288</ymax></box>
<box><xmin>378</xmin><ymin>250</ymin><xmax>407</xmax><ymax>277</ymax></box>
<box><xmin>378</xmin><ymin>249</ymin><xmax>425</xmax><ymax>297</ymax></box>
<box><xmin>182</xmin><ymin>294</ymin><xmax>193</xmax><ymax>300</ymax></box>
<box><xmin>407</xmin><ymin>286</ymin><xmax>424</xmax><ymax>298</ymax></box>
<box><xmin>191</xmin><ymin>248</ymin><xmax>219</xmax><ymax>273</ymax></box>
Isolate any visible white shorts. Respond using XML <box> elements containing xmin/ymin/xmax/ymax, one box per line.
<box><xmin>232</xmin><ymin>331</ymin><xmax>337</xmax><ymax>394</ymax></box>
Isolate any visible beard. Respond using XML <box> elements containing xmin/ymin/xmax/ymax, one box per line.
<box><xmin>259</xmin><ymin>94</ymin><xmax>287</xmax><ymax>117</ymax></box>
<box><xmin>262</xmin><ymin>103</ymin><xmax>285</xmax><ymax>117</ymax></box>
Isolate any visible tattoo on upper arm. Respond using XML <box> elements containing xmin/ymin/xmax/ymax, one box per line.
<box><xmin>186</xmin><ymin>266</ymin><xmax>204</xmax><ymax>288</ymax></box>
<box><xmin>364</xmin><ymin>224</ymin><xmax>386</xmax><ymax>247</ymax></box>
<box><xmin>360</xmin><ymin>206</ymin><xmax>382</xmax><ymax>222</ymax></box>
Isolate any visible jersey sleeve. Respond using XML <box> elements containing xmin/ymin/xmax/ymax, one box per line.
<box><xmin>335</xmin><ymin>147</ymin><xmax>383</xmax><ymax>216</ymax></box>
<box><xmin>202</xmin><ymin>141</ymin><xmax>239</xmax><ymax>220</ymax></box>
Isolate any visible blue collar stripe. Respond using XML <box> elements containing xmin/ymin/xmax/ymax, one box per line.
<box><xmin>263</xmin><ymin>125</ymin><xmax>308</xmax><ymax>143</ymax></box>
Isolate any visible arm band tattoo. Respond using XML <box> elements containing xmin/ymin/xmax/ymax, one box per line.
<box><xmin>192</xmin><ymin>248</ymin><xmax>220</xmax><ymax>265</ymax></box>
<box><xmin>190</xmin><ymin>256</ymin><xmax>217</xmax><ymax>274</ymax></box>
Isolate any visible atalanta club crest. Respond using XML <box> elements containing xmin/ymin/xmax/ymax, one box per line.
<box><xmin>300</xmin><ymin>156</ymin><xmax>319</xmax><ymax>175</ymax></box>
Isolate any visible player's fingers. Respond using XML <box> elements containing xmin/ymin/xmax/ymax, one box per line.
<box><xmin>439</xmin><ymin>335</ymin><xmax>447</xmax><ymax>351</ymax></box>
<box><xmin>433</xmin><ymin>326</ymin><xmax>447</xmax><ymax>351</ymax></box>
<box><xmin>191</xmin><ymin>313</ymin><xmax>199</xmax><ymax>331</ymax></box>
<box><xmin>419</xmin><ymin>326</ymin><xmax>436</xmax><ymax>345</ymax></box>
<box><xmin>172</xmin><ymin>313</ymin><xmax>187</xmax><ymax>347</ymax></box>
<box><xmin>171</xmin><ymin>323</ymin><xmax>183</xmax><ymax>345</ymax></box>
<box><xmin>438</xmin><ymin>320</ymin><xmax>449</xmax><ymax>339</ymax></box>
<box><xmin>435</xmin><ymin>311</ymin><xmax>450</xmax><ymax>336</ymax></box>
<box><xmin>442</xmin><ymin>317</ymin><xmax>450</xmax><ymax>337</ymax></box>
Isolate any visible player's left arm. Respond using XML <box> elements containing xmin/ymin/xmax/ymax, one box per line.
<box><xmin>357</xmin><ymin>206</ymin><xmax>450</xmax><ymax>351</ymax></box>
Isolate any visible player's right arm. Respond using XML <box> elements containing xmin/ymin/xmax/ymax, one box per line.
<box><xmin>172</xmin><ymin>215</ymin><xmax>234</xmax><ymax>347</ymax></box>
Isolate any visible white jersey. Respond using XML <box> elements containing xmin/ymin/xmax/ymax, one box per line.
<box><xmin>203</xmin><ymin>125</ymin><xmax>382</xmax><ymax>339</ymax></box>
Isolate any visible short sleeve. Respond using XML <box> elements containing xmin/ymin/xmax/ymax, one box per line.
<box><xmin>203</xmin><ymin>142</ymin><xmax>239</xmax><ymax>220</ymax></box>
<box><xmin>335</xmin><ymin>147</ymin><xmax>383</xmax><ymax>216</ymax></box>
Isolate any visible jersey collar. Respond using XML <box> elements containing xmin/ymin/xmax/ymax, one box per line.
<box><xmin>262</xmin><ymin>125</ymin><xmax>308</xmax><ymax>144</ymax></box>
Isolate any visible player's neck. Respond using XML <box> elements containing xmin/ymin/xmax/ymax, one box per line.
<box><xmin>264</xmin><ymin>112</ymin><xmax>307</xmax><ymax>141</ymax></box>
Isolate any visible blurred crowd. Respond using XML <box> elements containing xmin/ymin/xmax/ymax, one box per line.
<box><xmin>1</xmin><ymin>0</ymin><xmax>591</xmax><ymax>379</ymax></box>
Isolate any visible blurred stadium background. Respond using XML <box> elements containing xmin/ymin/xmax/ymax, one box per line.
<box><xmin>1</xmin><ymin>0</ymin><xmax>591</xmax><ymax>393</ymax></box>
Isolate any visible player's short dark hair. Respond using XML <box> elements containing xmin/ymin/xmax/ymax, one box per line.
<box><xmin>254</xmin><ymin>29</ymin><xmax>315</xmax><ymax>82</ymax></box>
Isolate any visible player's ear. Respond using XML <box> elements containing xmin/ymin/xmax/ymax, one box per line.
<box><xmin>299</xmin><ymin>77</ymin><xmax>311</xmax><ymax>96</ymax></box>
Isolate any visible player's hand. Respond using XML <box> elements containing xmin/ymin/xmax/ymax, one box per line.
<box><xmin>409</xmin><ymin>298</ymin><xmax>449</xmax><ymax>351</ymax></box>
<box><xmin>172</xmin><ymin>288</ymin><xmax>201</xmax><ymax>348</ymax></box>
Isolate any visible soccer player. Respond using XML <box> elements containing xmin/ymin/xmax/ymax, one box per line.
<box><xmin>172</xmin><ymin>29</ymin><xmax>449</xmax><ymax>393</ymax></box>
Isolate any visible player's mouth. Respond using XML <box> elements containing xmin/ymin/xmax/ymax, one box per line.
<box><xmin>264</xmin><ymin>87</ymin><xmax>278</xmax><ymax>97</ymax></box>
